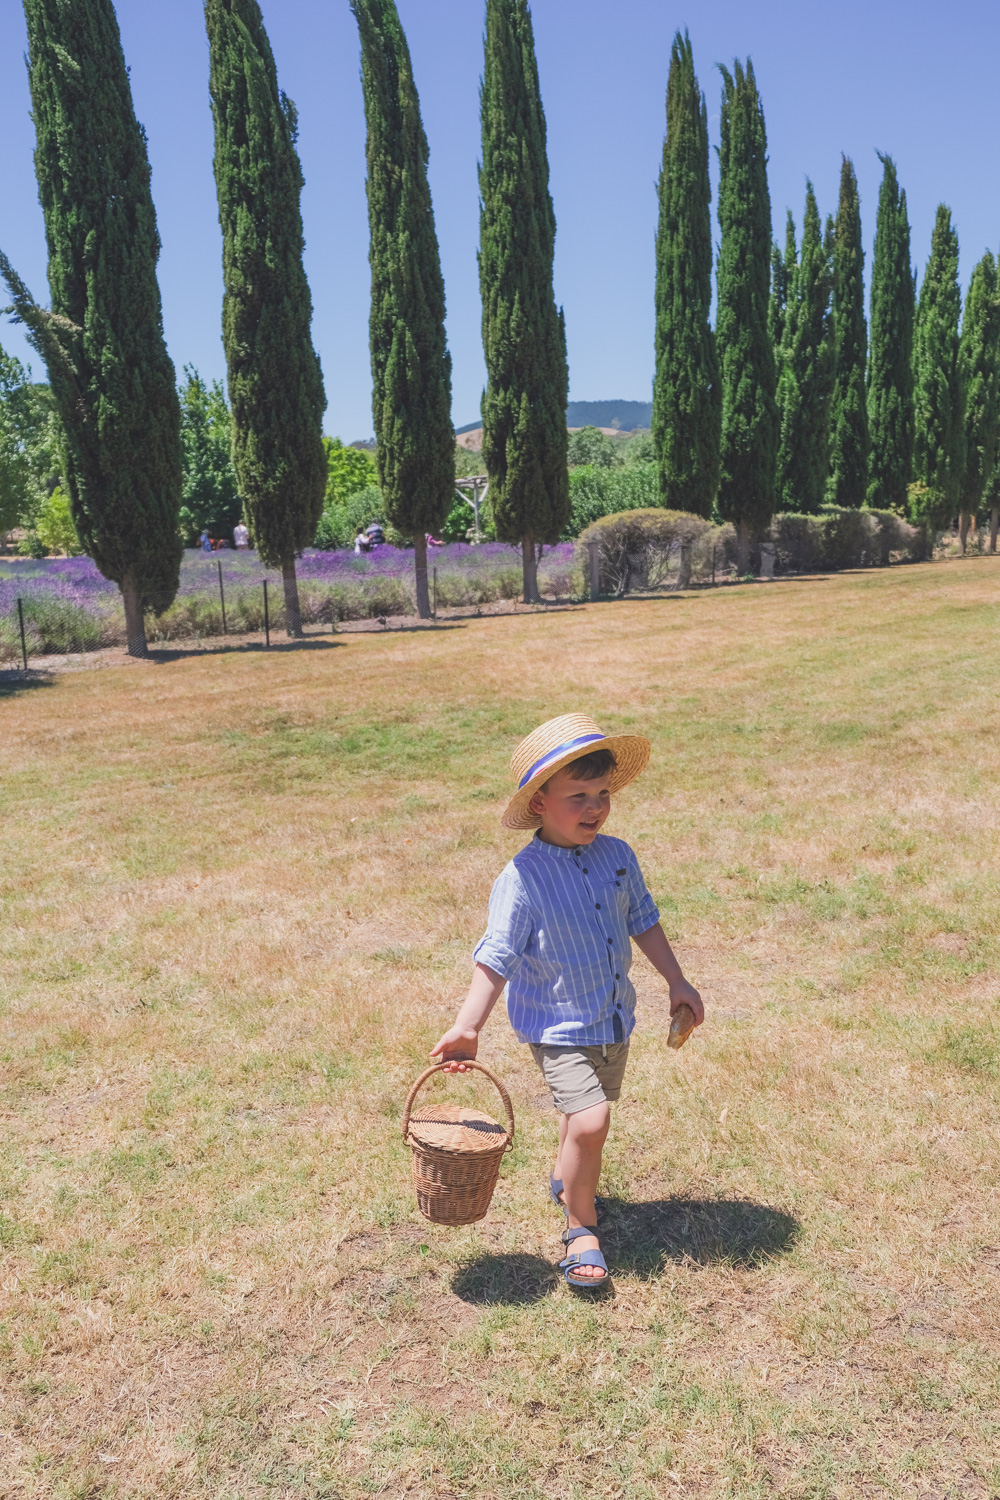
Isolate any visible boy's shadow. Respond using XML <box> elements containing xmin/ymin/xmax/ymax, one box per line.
<box><xmin>450</xmin><ymin>1197</ymin><xmax>800</xmax><ymax>1305</ymax></box>
<box><xmin>599</xmin><ymin>1196</ymin><xmax>801</xmax><ymax>1276</ymax></box>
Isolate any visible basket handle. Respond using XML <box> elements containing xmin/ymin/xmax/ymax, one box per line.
<box><xmin>402</xmin><ymin>1061</ymin><xmax>515</xmax><ymax>1148</ymax></box>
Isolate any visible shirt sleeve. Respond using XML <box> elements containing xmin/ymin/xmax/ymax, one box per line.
<box><xmin>472</xmin><ymin>867</ymin><xmax>534</xmax><ymax>980</ymax></box>
<box><xmin>625</xmin><ymin>848</ymin><xmax>660</xmax><ymax>936</ymax></box>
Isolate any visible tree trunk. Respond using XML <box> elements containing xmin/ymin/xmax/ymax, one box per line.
<box><xmin>120</xmin><ymin>575</ymin><xmax>149</xmax><ymax>659</ymax></box>
<box><xmin>282</xmin><ymin>557</ymin><xmax>303</xmax><ymax>638</ymax></box>
<box><xmin>413</xmin><ymin>532</ymin><xmax>431</xmax><ymax>619</ymax></box>
<box><xmin>959</xmin><ymin>511</ymin><xmax>970</xmax><ymax>553</ymax></box>
<box><xmin>521</xmin><ymin>534</ymin><xmax>540</xmax><ymax>604</ymax></box>
<box><xmin>677</xmin><ymin>540</ymin><xmax>692</xmax><ymax>588</ymax></box>
<box><xmin>991</xmin><ymin>507</ymin><xmax>998</xmax><ymax>553</ymax></box>
<box><xmin>736</xmin><ymin>519</ymin><xmax>751</xmax><ymax>576</ymax></box>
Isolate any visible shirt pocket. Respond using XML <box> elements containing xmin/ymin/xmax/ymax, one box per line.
<box><xmin>592</xmin><ymin>875</ymin><xmax>629</xmax><ymax>930</ymax></box>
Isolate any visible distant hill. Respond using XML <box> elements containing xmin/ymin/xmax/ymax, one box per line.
<box><xmin>566</xmin><ymin>400</ymin><xmax>652</xmax><ymax>430</ymax></box>
<box><xmin>456</xmin><ymin>399</ymin><xmax>652</xmax><ymax>438</ymax></box>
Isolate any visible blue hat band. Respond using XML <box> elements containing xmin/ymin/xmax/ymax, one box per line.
<box><xmin>518</xmin><ymin>733</ymin><xmax>606</xmax><ymax>790</ymax></box>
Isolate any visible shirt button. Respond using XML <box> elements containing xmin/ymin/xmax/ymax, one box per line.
<box><xmin>595</xmin><ymin>903</ymin><xmax>601</xmax><ymax>910</ymax></box>
<box><xmin>615</xmin><ymin>973</ymin><xmax>620</xmax><ymax>979</ymax></box>
<box><xmin>583</xmin><ymin>868</ymin><xmax>588</xmax><ymax>874</ymax></box>
<box><xmin>607</xmin><ymin>937</ymin><xmax>613</xmax><ymax>945</ymax></box>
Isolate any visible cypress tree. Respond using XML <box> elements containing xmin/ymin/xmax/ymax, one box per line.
<box><xmin>775</xmin><ymin>182</ymin><xmax>835</xmax><ymax>514</ymax></box>
<box><xmin>828</xmin><ymin>156</ymin><xmax>868</xmax><ymax>508</ymax></box>
<box><xmin>716</xmin><ymin>60</ymin><xmax>778</xmax><ymax>571</ymax></box>
<box><xmin>352</xmin><ymin>0</ymin><xmax>453</xmax><ymax>620</ymax></box>
<box><xmin>768</xmin><ymin>212</ymin><xmax>796</xmax><ymax>353</ymax></box>
<box><xmin>652</xmin><ymin>30</ymin><xmax>719</xmax><ymax>517</ymax></box>
<box><xmin>0</xmin><ymin>0</ymin><xmax>181</xmax><ymax>658</ymax></box>
<box><xmin>911</xmin><ymin>204</ymin><xmax>964</xmax><ymax>538</ymax></box>
<box><xmin>866</xmin><ymin>155</ymin><xmax>915</xmax><ymax>510</ymax></box>
<box><xmin>959</xmin><ymin>252</ymin><xmax>1000</xmax><ymax>550</ymax></box>
<box><xmin>206</xmin><ymin>0</ymin><xmax>326</xmax><ymax>638</ymax></box>
<box><xmin>480</xmin><ymin>0</ymin><xmax>569</xmax><ymax>604</ymax></box>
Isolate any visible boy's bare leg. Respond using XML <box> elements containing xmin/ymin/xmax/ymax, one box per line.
<box><xmin>556</xmin><ymin>1101</ymin><xmax>610</xmax><ymax>1279</ymax></box>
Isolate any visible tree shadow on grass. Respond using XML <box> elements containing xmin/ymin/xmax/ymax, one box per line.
<box><xmin>148</xmin><ymin>638</ymin><xmax>343</xmax><ymax>663</ymax></box>
<box><xmin>451</xmin><ymin>1252</ymin><xmax>558</xmax><ymax>1306</ymax></box>
<box><xmin>600</xmin><ymin>1196</ymin><xmax>801</xmax><ymax>1275</ymax></box>
<box><xmin>0</xmin><ymin>670</ymin><xmax>56</xmax><ymax>698</ymax></box>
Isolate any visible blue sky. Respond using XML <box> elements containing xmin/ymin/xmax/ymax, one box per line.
<box><xmin>1</xmin><ymin>0</ymin><xmax>998</xmax><ymax>440</ymax></box>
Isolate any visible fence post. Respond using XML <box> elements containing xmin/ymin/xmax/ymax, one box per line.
<box><xmin>17</xmin><ymin>596</ymin><xmax>28</xmax><ymax>673</ymax></box>
<box><xmin>432</xmin><ymin>566</ymin><xmax>437</xmax><ymax>621</ymax></box>
<box><xmin>587</xmin><ymin>540</ymin><xmax>601</xmax><ymax>600</ymax></box>
<box><xmin>263</xmin><ymin>580</ymin><xmax>270</xmax><ymax>648</ymax></box>
<box><xmin>711</xmin><ymin>545</ymin><xmax>716</xmax><ymax>586</ymax></box>
<box><xmin>217</xmin><ymin>559</ymin><xmax>227</xmax><ymax>636</ymax></box>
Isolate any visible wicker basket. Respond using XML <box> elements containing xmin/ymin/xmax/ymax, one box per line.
<box><xmin>402</xmin><ymin>1061</ymin><xmax>515</xmax><ymax>1225</ymax></box>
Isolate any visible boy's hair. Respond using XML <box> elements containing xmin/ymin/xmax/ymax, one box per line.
<box><xmin>542</xmin><ymin>747</ymin><xmax>617</xmax><ymax>788</ymax></box>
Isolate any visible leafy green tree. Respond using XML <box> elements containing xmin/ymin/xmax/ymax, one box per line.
<box><xmin>716</xmin><ymin>60</ymin><xmax>778</xmax><ymax>571</ymax></box>
<box><xmin>866</xmin><ymin>155</ymin><xmax>915</xmax><ymax>510</ymax></box>
<box><xmin>958</xmin><ymin>251</ymin><xmax>1000</xmax><ymax>550</ymax></box>
<box><xmin>352</xmin><ymin>0</ymin><xmax>453</xmax><ymax>619</ymax></box>
<box><xmin>35</xmin><ymin>485</ymin><xmax>81</xmax><ymax>554</ymax></box>
<box><xmin>0</xmin><ymin>345</ymin><xmax>34</xmax><ymax>536</ymax></box>
<box><xmin>828</xmin><ymin>157</ymin><xmax>868</xmax><ymax>508</ymax></box>
<box><xmin>768</xmin><ymin>212</ymin><xmax>796</xmax><ymax>353</ymax></box>
<box><xmin>207</xmin><ymin>0</ymin><xmax>326</xmax><ymax>637</ymax></box>
<box><xmin>567</xmin><ymin>426</ymin><xmax>624</xmax><ymax>469</ymax></box>
<box><xmin>1</xmin><ymin>0</ymin><xmax>182</xmax><ymax>656</ymax></box>
<box><xmin>652</xmin><ymin>30</ymin><xmax>719</xmax><ymax>517</ymax></box>
<box><xmin>178</xmin><ymin>367</ymin><xmax>240</xmax><ymax>546</ymax></box>
<box><xmin>776</xmin><ymin>182</ymin><xmax>835</xmax><ymax>513</ymax></box>
<box><xmin>911</xmin><ymin>204</ymin><xmax>964</xmax><ymax>538</ymax></box>
<box><xmin>480</xmin><ymin>0</ymin><xmax>569</xmax><ymax>603</ymax></box>
<box><xmin>323</xmin><ymin>438</ymin><xmax>379</xmax><ymax>508</ymax></box>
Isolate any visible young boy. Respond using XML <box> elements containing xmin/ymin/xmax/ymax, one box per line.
<box><xmin>431</xmin><ymin>714</ymin><xmax>703</xmax><ymax>1288</ymax></box>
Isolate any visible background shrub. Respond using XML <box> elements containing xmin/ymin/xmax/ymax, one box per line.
<box><xmin>576</xmin><ymin>508</ymin><xmax>711</xmax><ymax>594</ymax></box>
<box><xmin>770</xmin><ymin>509</ymin><xmax>923</xmax><ymax>574</ymax></box>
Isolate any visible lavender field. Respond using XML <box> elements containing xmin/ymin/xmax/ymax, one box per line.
<box><xmin>0</xmin><ymin>543</ymin><xmax>581</xmax><ymax>660</ymax></box>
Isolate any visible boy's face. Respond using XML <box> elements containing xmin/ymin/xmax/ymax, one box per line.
<box><xmin>529</xmin><ymin>768</ymin><xmax>613</xmax><ymax>847</ymax></box>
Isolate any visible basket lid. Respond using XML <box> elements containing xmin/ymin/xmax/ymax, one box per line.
<box><xmin>406</xmin><ymin>1103</ymin><xmax>508</xmax><ymax>1155</ymax></box>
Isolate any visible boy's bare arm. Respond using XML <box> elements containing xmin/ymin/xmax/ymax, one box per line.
<box><xmin>632</xmin><ymin>923</ymin><xmax>705</xmax><ymax>1025</ymax></box>
<box><xmin>430</xmin><ymin>963</ymin><xmax>507</xmax><ymax>1071</ymax></box>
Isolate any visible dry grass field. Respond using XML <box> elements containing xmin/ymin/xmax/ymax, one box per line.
<box><xmin>2</xmin><ymin>560</ymin><xmax>999</xmax><ymax>1500</ymax></box>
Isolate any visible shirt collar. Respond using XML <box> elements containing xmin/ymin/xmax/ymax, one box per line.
<box><xmin>530</xmin><ymin>831</ymin><xmax>585</xmax><ymax>859</ymax></box>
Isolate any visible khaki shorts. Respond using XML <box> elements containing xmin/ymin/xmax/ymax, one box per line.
<box><xmin>528</xmin><ymin>1040</ymin><xmax>630</xmax><ymax>1115</ymax></box>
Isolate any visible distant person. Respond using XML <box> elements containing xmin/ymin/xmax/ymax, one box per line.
<box><xmin>233</xmin><ymin>522</ymin><xmax>250</xmax><ymax>550</ymax></box>
<box><xmin>427</xmin><ymin>533</ymin><xmax>444</xmax><ymax>548</ymax></box>
<box><xmin>366</xmin><ymin>522</ymin><xmax>385</xmax><ymax>547</ymax></box>
<box><xmin>354</xmin><ymin>529</ymin><xmax>370</xmax><ymax>555</ymax></box>
<box><xmin>200</xmin><ymin>530</ymin><xmax>212</xmax><ymax>554</ymax></box>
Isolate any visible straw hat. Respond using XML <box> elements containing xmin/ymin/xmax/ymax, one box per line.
<box><xmin>501</xmin><ymin>713</ymin><xmax>651</xmax><ymax>831</ymax></box>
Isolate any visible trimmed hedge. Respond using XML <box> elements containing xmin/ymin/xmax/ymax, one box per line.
<box><xmin>577</xmin><ymin>508</ymin><xmax>712</xmax><ymax>595</ymax></box>
<box><xmin>572</xmin><ymin>505</ymin><xmax>924</xmax><ymax>596</ymax></box>
<box><xmin>770</xmin><ymin>509</ymin><xmax>923</xmax><ymax>573</ymax></box>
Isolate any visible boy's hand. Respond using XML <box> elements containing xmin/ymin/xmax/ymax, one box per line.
<box><xmin>430</xmin><ymin>1025</ymin><xmax>480</xmax><ymax>1073</ymax></box>
<box><xmin>669</xmin><ymin>978</ymin><xmax>704</xmax><ymax>1027</ymax></box>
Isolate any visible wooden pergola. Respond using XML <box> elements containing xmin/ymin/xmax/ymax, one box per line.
<box><xmin>454</xmin><ymin>474</ymin><xmax>489</xmax><ymax>542</ymax></box>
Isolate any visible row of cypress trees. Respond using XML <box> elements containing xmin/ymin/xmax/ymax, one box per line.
<box><xmin>1</xmin><ymin>0</ymin><xmax>568</xmax><ymax>631</ymax></box>
<box><xmin>654</xmin><ymin>34</ymin><xmax>1000</xmax><ymax>563</ymax></box>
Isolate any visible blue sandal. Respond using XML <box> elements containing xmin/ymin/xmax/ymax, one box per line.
<box><xmin>559</xmin><ymin>1225</ymin><xmax>609</xmax><ymax>1289</ymax></box>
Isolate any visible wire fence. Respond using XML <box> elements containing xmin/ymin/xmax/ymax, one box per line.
<box><xmin>0</xmin><ymin>544</ymin><xmax>583</xmax><ymax>669</ymax></box>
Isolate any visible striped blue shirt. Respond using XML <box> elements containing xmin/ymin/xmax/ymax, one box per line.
<box><xmin>473</xmin><ymin>832</ymin><xmax>660</xmax><ymax>1046</ymax></box>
